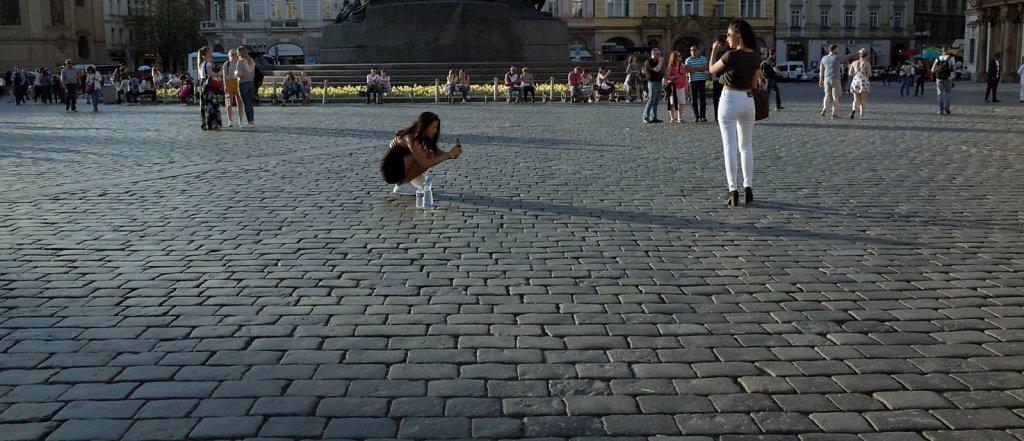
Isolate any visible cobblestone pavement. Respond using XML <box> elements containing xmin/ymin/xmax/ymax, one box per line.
<box><xmin>1</xmin><ymin>81</ymin><xmax>1023</xmax><ymax>441</ymax></box>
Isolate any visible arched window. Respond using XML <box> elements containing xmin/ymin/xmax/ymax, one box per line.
<box><xmin>78</xmin><ymin>35</ymin><xmax>89</xmax><ymax>59</ymax></box>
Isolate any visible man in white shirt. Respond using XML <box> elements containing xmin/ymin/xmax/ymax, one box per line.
<box><xmin>59</xmin><ymin>60</ymin><xmax>81</xmax><ymax>112</ymax></box>
<box><xmin>366</xmin><ymin>67</ymin><xmax>381</xmax><ymax>104</ymax></box>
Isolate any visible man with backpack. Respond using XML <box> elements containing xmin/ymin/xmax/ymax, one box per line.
<box><xmin>932</xmin><ymin>46</ymin><xmax>955</xmax><ymax>114</ymax></box>
<box><xmin>761</xmin><ymin>48</ymin><xmax>784</xmax><ymax>111</ymax></box>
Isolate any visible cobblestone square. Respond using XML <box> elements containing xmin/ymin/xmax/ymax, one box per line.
<box><xmin>1</xmin><ymin>81</ymin><xmax>1023</xmax><ymax>440</ymax></box>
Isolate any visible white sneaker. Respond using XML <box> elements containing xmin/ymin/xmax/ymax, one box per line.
<box><xmin>226</xmin><ymin>122</ymin><xmax>233</xmax><ymax>127</ymax></box>
<box><xmin>392</xmin><ymin>183</ymin><xmax>417</xmax><ymax>196</ymax></box>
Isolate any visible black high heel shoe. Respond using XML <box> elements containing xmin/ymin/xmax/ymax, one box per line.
<box><xmin>724</xmin><ymin>190</ymin><xmax>739</xmax><ymax>207</ymax></box>
<box><xmin>850</xmin><ymin>110</ymin><xmax>855</xmax><ymax>119</ymax></box>
<box><xmin>743</xmin><ymin>187</ymin><xmax>753</xmax><ymax>204</ymax></box>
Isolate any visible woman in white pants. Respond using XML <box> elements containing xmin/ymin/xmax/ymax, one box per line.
<box><xmin>709</xmin><ymin>19</ymin><xmax>762</xmax><ymax>207</ymax></box>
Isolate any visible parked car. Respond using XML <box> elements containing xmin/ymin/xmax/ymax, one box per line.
<box><xmin>800</xmin><ymin>68</ymin><xmax>820</xmax><ymax>82</ymax></box>
<box><xmin>774</xmin><ymin>61</ymin><xmax>806</xmax><ymax>81</ymax></box>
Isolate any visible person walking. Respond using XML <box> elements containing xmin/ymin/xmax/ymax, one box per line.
<box><xmin>914</xmin><ymin>59</ymin><xmax>926</xmax><ymax>97</ymax></box>
<box><xmin>709</xmin><ymin>19</ymin><xmax>761</xmax><ymax>207</ymax></box>
<box><xmin>84</xmin><ymin>66</ymin><xmax>103</xmax><ymax>112</ymax></box>
<box><xmin>59</xmin><ymin>60</ymin><xmax>81</xmax><ymax>112</ymax></box>
<box><xmin>624</xmin><ymin>55</ymin><xmax>644</xmax><ymax>103</ymax></box>
<box><xmin>985</xmin><ymin>53</ymin><xmax>1001</xmax><ymax>102</ymax></box>
<box><xmin>898</xmin><ymin>60</ymin><xmax>912</xmax><ymax>97</ymax></box>
<box><xmin>642</xmin><ymin>48</ymin><xmax>665</xmax><ymax>123</ymax></box>
<box><xmin>818</xmin><ymin>44</ymin><xmax>844</xmax><ymax>118</ymax></box>
<box><xmin>235</xmin><ymin>46</ymin><xmax>256</xmax><ymax>128</ymax></box>
<box><xmin>11</xmin><ymin>66</ymin><xmax>27</xmax><ymax>105</ymax></box>
<box><xmin>848</xmin><ymin>49</ymin><xmax>871</xmax><ymax>119</ymax></box>
<box><xmin>380</xmin><ymin>111</ymin><xmax>463</xmax><ymax>197</ymax></box>
<box><xmin>685</xmin><ymin>46</ymin><xmax>709</xmax><ymax>122</ymax></box>
<box><xmin>665</xmin><ymin>50</ymin><xmax>688</xmax><ymax>123</ymax></box>
<box><xmin>761</xmin><ymin>48</ymin><xmax>784</xmax><ymax>110</ymax></box>
<box><xmin>933</xmin><ymin>46</ymin><xmax>956</xmax><ymax>114</ymax></box>
<box><xmin>1018</xmin><ymin>58</ymin><xmax>1024</xmax><ymax>103</ymax></box>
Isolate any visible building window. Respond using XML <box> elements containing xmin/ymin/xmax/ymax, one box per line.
<box><xmin>546</xmin><ymin>0</ymin><xmax>560</xmax><ymax>16</ymax></box>
<box><xmin>236</xmin><ymin>0</ymin><xmax>251</xmax><ymax>21</ymax></box>
<box><xmin>76</xmin><ymin>0</ymin><xmax>84</xmax><ymax>6</ymax></box>
<box><xmin>78</xmin><ymin>35</ymin><xmax>89</xmax><ymax>59</ymax></box>
<box><xmin>820</xmin><ymin>9</ymin><xmax>830</xmax><ymax>28</ymax></box>
<box><xmin>714</xmin><ymin>0</ymin><xmax>725</xmax><ymax>16</ymax></box>
<box><xmin>321</xmin><ymin>0</ymin><xmax>340</xmax><ymax>20</ymax></box>
<box><xmin>893</xmin><ymin>7</ymin><xmax>903</xmax><ymax>28</ymax></box>
<box><xmin>648</xmin><ymin>1</ymin><xmax>657</xmax><ymax>15</ymax></box>
<box><xmin>0</xmin><ymin>0</ymin><xmax>20</xmax><ymax>25</ymax></box>
<box><xmin>547</xmin><ymin>0</ymin><xmax>560</xmax><ymax>15</ymax></box>
<box><xmin>606</xmin><ymin>0</ymin><xmax>631</xmax><ymax>17</ymax></box>
<box><xmin>51</xmin><ymin>0</ymin><xmax>66</xmax><ymax>26</ymax></box>
<box><xmin>740</xmin><ymin>0</ymin><xmax>761</xmax><ymax>17</ymax></box>
<box><xmin>790</xmin><ymin>8</ymin><xmax>802</xmax><ymax>27</ymax></box>
<box><xmin>931</xmin><ymin>0</ymin><xmax>939</xmax><ymax>10</ymax></box>
<box><xmin>844</xmin><ymin>9</ymin><xmax>855</xmax><ymax>28</ymax></box>
<box><xmin>270</xmin><ymin>0</ymin><xmax>299</xmax><ymax>20</ymax></box>
<box><xmin>947</xmin><ymin>0</ymin><xmax>955</xmax><ymax>9</ymax></box>
<box><xmin>869</xmin><ymin>9</ymin><xmax>878</xmax><ymax>28</ymax></box>
<box><xmin>677</xmin><ymin>0</ymin><xmax>700</xmax><ymax>15</ymax></box>
<box><xmin>571</xmin><ymin>0</ymin><xmax>583</xmax><ymax>17</ymax></box>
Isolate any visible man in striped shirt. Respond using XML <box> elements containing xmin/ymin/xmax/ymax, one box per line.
<box><xmin>685</xmin><ymin>46</ymin><xmax>710</xmax><ymax>122</ymax></box>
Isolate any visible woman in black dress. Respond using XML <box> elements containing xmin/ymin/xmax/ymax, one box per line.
<box><xmin>380</xmin><ymin>112</ymin><xmax>463</xmax><ymax>196</ymax></box>
<box><xmin>198</xmin><ymin>46</ymin><xmax>222</xmax><ymax>130</ymax></box>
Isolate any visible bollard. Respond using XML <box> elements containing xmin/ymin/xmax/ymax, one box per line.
<box><xmin>434</xmin><ymin>79</ymin><xmax>440</xmax><ymax>102</ymax></box>
<box><xmin>322</xmin><ymin>80</ymin><xmax>328</xmax><ymax>104</ymax></box>
<box><xmin>492</xmin><ymin>77</ymin><xmax>498</xmax><ymax>102</ymax></box>
<box><xmin>549</xmin><ymin>77</ymin><xmax>555</xmax><ymax>103</ymax></box>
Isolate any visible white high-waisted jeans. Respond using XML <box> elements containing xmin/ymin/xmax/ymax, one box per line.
<box><xmin>717</xmin><ymin>89</ymin><xmax>755</xmax><ymax>191</ymax></box>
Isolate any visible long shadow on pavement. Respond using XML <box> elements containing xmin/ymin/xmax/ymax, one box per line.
<box><xmin>442</xmin><ymin>191</ymin><xmax>919</xmax><ymax>247</ymax></box>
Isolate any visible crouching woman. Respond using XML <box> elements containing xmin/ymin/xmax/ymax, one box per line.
<box><xmin>381</xmin><ymin>111</ymin><xmax>463</xmax><ymax>195</ymax></box>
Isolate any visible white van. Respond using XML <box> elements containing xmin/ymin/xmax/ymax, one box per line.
<box><xmin>774</xmin><ymin>61</ymin><xmax>805</xmax><ymax>81</ymax></box>
<box><xmin>186</xmin><ymin>51</ymin><xmax>229</xmax><ymax>80</ymax></box>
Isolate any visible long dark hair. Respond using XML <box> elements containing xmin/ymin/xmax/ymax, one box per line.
<box><xmin>396</xmin><ymin>111</ymin><xmax>440</xmax><ymax>152</ymax></box>
<box><xmin>729</xmin><ymin>20</ymin><xmax>757</xmax><ymax>52</ymax></box>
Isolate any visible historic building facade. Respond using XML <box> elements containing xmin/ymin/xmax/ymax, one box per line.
<box><xmin>773</xmin><ymin>0</ymin><xmax>916</xmax><ymax>68</ymax></box>
<box><xmin>200</xmin><ymin>0</ymin><xmax>344</xmax><ymax>64</ymax></box>
<box><xmin>0</xmin><ymin>0</ymin><xmax>106</xmax><ymax>68</ymax></box>
<box><xmin>965</xmin><ymin>0</ymin><xmax>1023</xmax><ymax>80</ymax></box>
<box><xmin>546</xmin><ymin>0</ymin><xmax>777</xmax><ymax>61</ymax></box>
<box><xmin>915</xmin><ymin>0</ymin><xmax>965</xmax><ymax>49</ymax></box>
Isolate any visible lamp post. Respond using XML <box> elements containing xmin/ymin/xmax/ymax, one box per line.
<box><xmin>914</xmin><ymin>30</ymin><xmax>930</xmax><ymax>49</ymax></box>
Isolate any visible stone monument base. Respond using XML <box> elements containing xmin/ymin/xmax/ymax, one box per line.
<box><xmin>320</xmin><ymin>0</ymin><xmax>568</xmax><ymax>64</ymax></box>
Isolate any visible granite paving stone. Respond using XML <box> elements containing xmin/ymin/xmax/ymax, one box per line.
<box><xmin>1</xmin><ymin>87</ymin><xmax>1023</xmax><ymax>440</ymax></box>
<box><xmin>188</xmin><ymin>416</ymin><xmax>264</xmax><ymax>438</ymax></box>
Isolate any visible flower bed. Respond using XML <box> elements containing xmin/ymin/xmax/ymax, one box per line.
<box><xmin>160</xmin><ymin>83</ymin><xmax>576</xmax><ymax>101</ymax></box>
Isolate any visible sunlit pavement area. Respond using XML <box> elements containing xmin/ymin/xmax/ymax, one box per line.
<box><xmin>2</xmin><ymin>81</ymin><xmax>1024</xmax><ymax>440</ymax></box>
